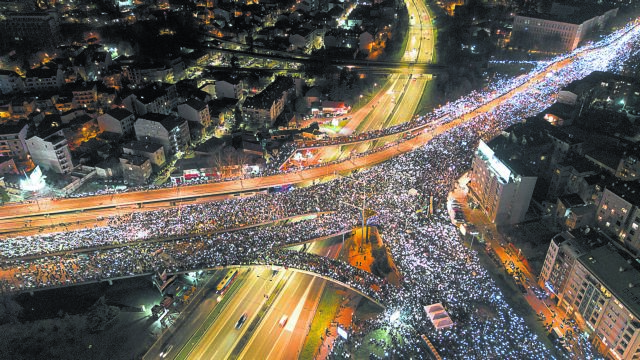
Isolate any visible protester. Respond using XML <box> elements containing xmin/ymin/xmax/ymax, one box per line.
<box><xmin>2</xmin><ymin>18</ymin><xmax>637</xmax><ymax>359</ymax></box>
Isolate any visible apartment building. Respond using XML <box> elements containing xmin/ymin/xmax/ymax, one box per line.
<box><xmin>0</xmin><ymin>69</ymin><xmax>25</xmax><ymax>95</ymax></box>
<box><xmin>0</xmin><ymin>11</ymin><xmax>62</xmax><ymax>48</ymax></box>
<box><xmin>595</xmin><ymin>182</ymin><xmax>640</xmax><ymax>256</ymax></box>
<box><xmin>25</xmin><ymin>133</ymin><xmax>73</xmax><ymax>174</ymax></box>
<box><xmin>178</xmin><ymin>98</ymin><xmax>211</xmax><ymax>128</ymax></box>
<box><xmin>242</xmin><ymin>76</ymin><xmax>294</xmax><ymax>129</ymax></box>
<box><xmin>122</xmin><ymin>141</ymin><xmax>166</xmax><ymax>168</ymax></box>
<box><xmin>214</xmin><ymin>74</ymin><xmax>244</xmax><ymax>100</ymax></box>
<box><xmin>97</xmin><ymin>108</ymin><xmax>135</xmax><ymax>136</ymax></box>
<box><xmin>511</xmin><ymin>4</ymin><xmax>618</xmax><ymax>52</ymax></box>
<box><xmin>24</xmin><ymin>67</ymin><xmax>63</xmax><ymax>92</ymax></box>
<box><xmin>468</xmin><ymin>139</ymin><xmax>537</xmax><ymax>225</ymax></box>
<box><xmin>134</xmin><ymin>113</ymin><xmax>190</xmax><ymax>156</ymax></box>
<box><xmin>561</xmin><ymin>245</ymin><xmax>640</xmax><ymax>360</ymax></box>
<box><xmin>0</xmin><ymin>120</ymin><xmax>30</xmax><ymax>161</ymax></box>
<box><xmin>120</xmin><ymin>154</ymin><xmax>151</xmax><ymax>185</ymax></box>
<box><xmin>539</xmin><ymin>231</ymin><xmax>592</xmax><ymax>296</ymax></box>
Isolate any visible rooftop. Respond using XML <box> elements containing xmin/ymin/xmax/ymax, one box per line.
<box><xmin>559</xmin><ymin>193</ymin><xmax>585</xmax><ymax>208</ymax></box>
<box><xmin>243</xmin><ymin>76</ymin><xmax>294</xmax><ymax>110</ymax></box>
<box><xmin>120</xmin><ymin>154</ymin><xmax>149</xmax><ymax>166</ymax></box>
<box><xmin>182</xmin><ymin>98</ymin><xmax>207</xmax><ymax>111</ymax></box>
<box><xmin>123</xmin><ymin>141</ymin><xmax>164</xmax><ymax>153</ymax></box>
<box><xmin>604</xmin><ymin>180</ymin><xmax>640</xmax><ymax>206</ymax></box>
<box><xmin>579</xmin><ymin>244</ymin><xmax>640</xmax><ymax>318</ymax></box>
<box><xmin>0</xmin><ymin>119</ymin><xmax>29</xmax><ymax>135</ymax></box>
<box><xmin>546</xmin><ymin>126</ymin><xmax>583</xmax><ymax>145</ymax></box>
<box><xmin>517</xmin><ymin>3</ymin><xmax>617</xmax><ymax>25</ymax></box>
<box><xmin>25</xmin><ymin>67</ymin><xmax>57</xmax><ymax>79</ymax></box>
<box><xmin>105</xmin><ymin>108</ymin><xmax>134</xmax><ymax>121</ymax></box>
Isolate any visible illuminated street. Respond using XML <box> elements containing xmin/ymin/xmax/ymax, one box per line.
<box><xmin>2</xmin><ymin>0</ymin><xmax>640</xmax><ymax>359</ymax></box>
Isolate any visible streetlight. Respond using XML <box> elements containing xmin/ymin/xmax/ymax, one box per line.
<box><xmin>337</xmin><ymin>175</ymin><xmax>372</xmax><ymax>244</ymax></box>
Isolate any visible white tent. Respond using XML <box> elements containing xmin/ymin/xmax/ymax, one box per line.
<box><xmin>424</xmin><ymin>303</ymin><xmax>455</xmax><ymax>330</ymax></box>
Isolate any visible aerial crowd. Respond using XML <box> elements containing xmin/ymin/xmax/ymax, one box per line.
<box><xmin>2</xmin><ymin>18</ymin><xmax>639</xmax><ymax>359</ymax></box>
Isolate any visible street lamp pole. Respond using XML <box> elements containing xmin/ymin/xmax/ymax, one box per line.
<box><xmin>337</xmin><ymin>173</ymin><xmax>370</xmax><ymax>244</ymax></box>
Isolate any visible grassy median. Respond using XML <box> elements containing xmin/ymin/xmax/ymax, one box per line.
<box><xmin>299</xmin><ymin>284</ymin><xmax>343</xmax><ymax>360</ymax></box>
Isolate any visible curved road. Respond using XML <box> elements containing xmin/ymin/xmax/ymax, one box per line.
<box><xmin>0</xmin><ymin>54</ymin><xmax>592</xmax><ymax>228</ymax></box>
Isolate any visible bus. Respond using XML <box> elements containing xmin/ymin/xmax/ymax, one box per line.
<box><xmin>216</xmin><ymin>269</ymin><xmax>238</xmax><ymax>293</ymax></box>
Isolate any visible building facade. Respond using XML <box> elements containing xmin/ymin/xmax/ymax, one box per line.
<box><xmin>469</xmin><ymin>139</ymin><xmax>538</xmax><ymax>225</ymax></box>
<box><xmin>97</xmin><ymin>108</ymin><xmax>135</xmax><ymax>136</ymax></box>
<box><xmin>511</xmin><ymin>5</ymin><xmax>618</xmax><ymax>52</ymax></box>
<box><xmin>134</xmin><ymin>113</ymin><xmax>190</xmax><ymax>156</ymax></box>
<box><xmin>0</xmin><ymin>70</ymin><xmax>25</xmax><ymax>95</ymax></box>
<box><xmin>122</xmin><ymin>141</ymin><xmax>166</xmax><ymax>168</ymax></box>
<box><xmin>560</xmin><ymin>245</ymin><xmax>640</xmax><ymax>360</ymax></box>
<box><xmin>595</xmin><ymin>184</ymin><xmax>640</xmax><ymax>256</ymax></box>
<box><xmin>242</xmin><ymin>76</ymin><xmax>294</xmax><ymax>129</ymax></box>
<box><xmin>0</xmin><ymin>120</ymin><xmax>30</xmax><ymax>161</ymax></box>
<box><xmin>0</xmin><ymin>11</ymin><xmax>62</xmax><ymax>49</ymax></box>
<box><xmin>25</xmin><ymin>133</ymin><xmax>73</xmax><ymax>174</ymax></box>
<box><xmin>539</xmin><ymin>231</ymin><xmax>589</xmax><ymax>296</ymax></box>
<box><xmin>178</xmin><ymin>98</ymin><xmax>211</xmax><ymax>128</ymax></box>
<box><xmin>24</xmin><ymin>67</ymin><xmax>63</xmax><ymax>92</ymax></box>
<box><xmin>120</xmin><ymin>154</ymin><xmax>151</xmax><ymax>185</ymax></box>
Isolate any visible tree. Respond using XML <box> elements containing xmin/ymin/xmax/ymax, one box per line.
<box><xmin>86</xmin><ymin>296</ymin><xmax>119</xmax><ymax>333</ymax></box>
<box><xmin>0</xmin><ymin>295</ymin><xmax>22</xmax><ymax>325</ymax></box>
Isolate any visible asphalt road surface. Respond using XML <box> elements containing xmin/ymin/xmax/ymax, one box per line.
<box><xmin>238</xmin><ymin>271</ymin><xmax>326</xmax><ymax>360</ymax></box>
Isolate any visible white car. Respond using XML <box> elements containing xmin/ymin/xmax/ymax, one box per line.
<box><xmin>279</xmin><ymin>315</ymin><xmax>289</xmax><ymax>327</ymax></box>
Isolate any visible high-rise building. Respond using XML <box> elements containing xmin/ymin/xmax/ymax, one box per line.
<box><xmin>468</xmin><ymin>139</ymin><xmax>537</xmax><ymax>225</ymax></box>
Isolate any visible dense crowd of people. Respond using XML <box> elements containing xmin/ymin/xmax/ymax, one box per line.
<box><xmin>2</xmin><ymin>18</ymin><xmax>638</xmax><ymax>359</ymax></box>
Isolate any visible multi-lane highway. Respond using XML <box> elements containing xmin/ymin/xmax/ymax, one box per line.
<box><xmin>238</xmin><ymin>272</ymin><xmax>326</xmax><ymax>360</ymax></box>
<box><xmin>149</xmin><ymin>235</ymin><xmax>345</xmax><ymax>360</ymax></box>
<box><xmin>341</xmin><ymin>0</ymin><xmax>435</xmax><ymax>136</ymax></box>
<box><xmin>183</xmin><ymin>267</ymin><xmax>285</xmax><ymax>360</ymax></box>
<box><xmin>0</xmin><ymin>1</ymin><xmax>437</xmax><ymax>232</ymax></box>
<box><xmin>0</xmin><ymin>51</ymin><xmax>580</xmax><ymax>229</ymax></box>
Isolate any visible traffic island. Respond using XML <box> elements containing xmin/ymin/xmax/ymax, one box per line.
<box><xmin>341</xmin><ymin>227</ymin><xmax>402</xmax><ymax>286</ymax></box>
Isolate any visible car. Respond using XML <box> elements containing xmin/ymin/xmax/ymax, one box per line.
<box><xmin>159</xmin><ymin>344</ymin><xmax>173</xmax><ymax>358</ymax></box>
<box><xmin>236</xmin><ymin>313</ymin><xmax>248</xmax><ymax>329</ymax></box>
<box><xmin>279</xmin><ymin>315</ymin><xmax>289</xmax><ymax>327</ymax></box>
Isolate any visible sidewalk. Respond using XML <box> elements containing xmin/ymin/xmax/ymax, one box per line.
<box><xmin>315</xmin><ymin>293</ymin><xmax>360</xmax><ymax>360</ymax></box>
<box><xmin>448</xmin><ymin>175</ymin><xmax>589</xmax><ymax>359</ymax></box>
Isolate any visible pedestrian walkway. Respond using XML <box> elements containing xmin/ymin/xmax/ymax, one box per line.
<box><xmin>315</xmin><ymin>293</ymin><xmax>360</xmax><ymax>360</ymax></box>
